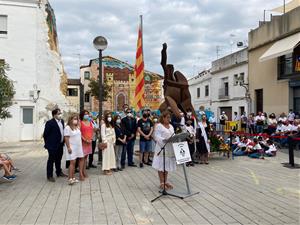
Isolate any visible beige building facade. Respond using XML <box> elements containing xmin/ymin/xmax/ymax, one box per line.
<box><xmin>248</xmin><ymin>6</ymin><xmax>300</xmax><ymax>115</ymax></box>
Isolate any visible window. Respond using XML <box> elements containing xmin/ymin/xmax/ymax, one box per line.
<box><xmin>0</xmin><ymin>15</ymin><xmax>8</xmax><ymax>35</ymax></box>
<box><xmin>197</xmin><ymin>88</ymin><xmax>200</xmax><ymax>98</ymax></box>
<box><xmin>84</xmin><ymin>93</ymin><xmax>90</xmax><ymax>102</ymax></box>
<box><xmin>278</xmin><ymin>48</ymin><xmax>300</xmax><ymax>79</ymax></box>
<box><xmin>239</xmin><ymin>73</ymin><xmax>245</xmax><ymax>84</ymax></box>
<box><xmin>67</xmin><ymin>88</ymin><xmax>78</xmax><ymax>96</ymax></box>
<box><xmin>255</xmin><ymin>89</ymin><xmax>263</xmax><ymax>113</ymax></box>
<box><xmin>84</xmin><ymin>71</ymin><xmax>90</xmax><ymax>79</ymax></box>
<box><xmin>205</xmin><ymin>85</ymin><xmax>209</xmax><ymax>96</ymax></box>
<box><xmin>234</xmin><ymin>74</ymin><xmax>238</xmax><ymax>86</ymax></box>
<box><xmin>23</xmin><ymin>108</ymin><xmax>33</xmax><ymax>124</ymax></box>
<box><xmin>0</xmin><ymin>59</ymin><xmax>4</xmax><ymax>66</ymax></box>
<box><xmin>224</xmin><ymin>82</ymin><xmax>229</xmax><ymax>96</ymax></box>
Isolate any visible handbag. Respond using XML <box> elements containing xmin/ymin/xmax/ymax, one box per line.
<box><xmin>98</xmin><ymin>142</ymin><xmax>107</xmax><ymax>150</ymax></box>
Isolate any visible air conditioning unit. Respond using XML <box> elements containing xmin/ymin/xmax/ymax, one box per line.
<box><xmin>29</xmin><ymin>90</ymin><xmax>34</xmax><ymax>97</ymax></box>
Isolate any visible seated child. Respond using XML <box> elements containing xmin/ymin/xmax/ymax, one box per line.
<box><xmin>264</xmin><ymin>140</ymin><xmax>277</xmax><ymax>157</ymax></box>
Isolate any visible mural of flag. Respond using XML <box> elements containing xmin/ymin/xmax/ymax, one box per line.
<box><xmin>295</xmin><ymin>55</ymin><xmax>300</xmax><ymax>72</ymax></box>
<box><xmin>134</xmin><ymin>15</ymin><xmax>145</xmax><ymax>110</ymax></box>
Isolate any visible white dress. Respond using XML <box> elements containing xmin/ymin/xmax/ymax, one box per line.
<box><xmin>64</xmin><ymin>126</ymin><xmax>84</xmax><ymax>161</ymax></box>
<box><xmin>152</xmin><ymin>123</ymin><xmax>176</xmax><ymax>172</ymax></box>
<box><xmin>101</xmin><ymin>124</ymin><xmax>116</xmax><ymax>171</ymax></box>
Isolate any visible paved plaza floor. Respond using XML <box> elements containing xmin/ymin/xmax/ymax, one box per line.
<box><xmin>0</xmin><ymin>141</ymin><xmax>299</xmax><ymax>225</ymax></box>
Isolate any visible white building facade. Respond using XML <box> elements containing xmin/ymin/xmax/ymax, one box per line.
<box><xmin>189</xmin><ymin>48</ymin><xmax>249</xmax><ymax>121</ymax></box>
<box><xmin>0</xmin><ymin>0</ymin><xmax>72</xmax><ymax>142</ymax></box>
<box><xmin>188</xmin><ymin>69</ymin><xmax>212</xmax><ymax>112</ymax></box>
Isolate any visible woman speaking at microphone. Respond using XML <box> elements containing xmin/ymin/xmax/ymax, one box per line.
<box><xmin>152</xmin><ymin>111</ymin><xmax>176</xmax><ymax>190</ymax></box>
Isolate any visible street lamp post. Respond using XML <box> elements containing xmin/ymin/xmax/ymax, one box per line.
<box><xmin>93</xmin><ymin>36</ymin><xmax>108</xmax><ymax>120</ymax></box>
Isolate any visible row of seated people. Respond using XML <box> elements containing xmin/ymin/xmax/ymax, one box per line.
<box><xmin>232</xmin><ymin>136</ymin><xmax>277</xmax><ymax>159</ymax></box>
<box><xmin>0</xmin><ymin>153</ymin><xmax>18</xmax><ymax>182</ymax></box>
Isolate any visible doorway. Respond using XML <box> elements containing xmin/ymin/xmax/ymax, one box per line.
<box><xmin>255</xmin><ymin>89</ymin><xmax>263</xmax><ymax>113</ymax></box>
<box><xmin>220</xmin><ymin>107</ymin><xmax>232</xmax><ymax>121</ymax></box>
<box><xmin>20</xmin><ymin>107</ymin><xmax>34</xmax><ymax>141</ymax></box>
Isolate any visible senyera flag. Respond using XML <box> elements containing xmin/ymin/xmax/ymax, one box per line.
<box><xmin>134</xmin><ymin>15</ymin><xmax>145</xmax><ymax>110</ymax></box>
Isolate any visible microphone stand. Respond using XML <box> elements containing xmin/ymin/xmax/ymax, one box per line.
<box><xmin>151</xmin><ymin>132</ymin><xmax>184</xmax><ymax>202</ymax></box>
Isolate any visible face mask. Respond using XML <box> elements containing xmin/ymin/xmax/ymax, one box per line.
<box><xmin>187</xmin><ymin>112</ymin><xmax>192</xmax><ymax>116</ymax></box>
<box><xmin>57</xmin><ymin>114</ymin><xmax>62</xmax><ymax>120</ymax></box>
<box><xmin>73</xmin><ymin>120</ymin><xmax>78</xmax><ymax>125</ymax></box>
<box><xmin>83</xmin><ymin>115</ymin><xmax>89</xmax><ymax>120</ymax></box>
<box><xmin>107</xmin><ymin>117</ymin><xmax>112</xmax><ymax>122</ymax></box>
<box><xmin>127</xmin><ymin>113</ymin><xmax>132</xmax><ymax>117</ymax></box>
<box><xmin>153</xmin><ymin>118</ymin><xmax>158</xmax><ymax>123</ymax></box>
<box><xmin>116</xmin><ymin>119</ymin><xmax>121</xmax><ymax>124</ymax></box>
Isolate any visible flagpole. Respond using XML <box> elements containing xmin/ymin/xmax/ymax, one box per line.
<box><xmin>140</xmin><ymin>15</ymin><xmax>144</xmax><ymax>63</ymax></box>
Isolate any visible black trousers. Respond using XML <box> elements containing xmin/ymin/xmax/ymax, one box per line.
<box><xmin>89</xmin><ymin>140</ymin><xmax>97</xmax><ymax>167</ymax></box>
<box><xmin>188</xmin><ymin>143</ymin><xmax>195</xmax><ymax>161</ymax></box>
<box><xmin>47</xmin><ymin>143</ymin><xmax>63</xmax><ymax>178</ymax></box>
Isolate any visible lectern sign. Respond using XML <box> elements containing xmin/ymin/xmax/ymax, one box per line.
<box><xmin>172</xmin><ymin>141</ymin><xmax>191</xmax><ymax>164</ymax></box>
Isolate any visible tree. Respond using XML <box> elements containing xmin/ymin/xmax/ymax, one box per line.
<box><xmin>88</xmin><ymin>77</ymin><xmax>111</xmax><ymax>101</ymax></box>
<box><xmin>0</xmin><ymin>62</ymin><xmax>15</xmax><ymax>119</ymax></box>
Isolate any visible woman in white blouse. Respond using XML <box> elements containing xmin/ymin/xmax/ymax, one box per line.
<box><xmin>64</xmin><ymin>113</ymin><xmax>84</xmax><ymax>185</ymax></box>
<box><xmin>100</xmin><ymin>112</ymin><xmax>116</xmax><ymax>175</ymax></box>
<box><xmin>152</xmin><ymin>111</ymin><xmax>176</xmax><ymax>190</ymax></box>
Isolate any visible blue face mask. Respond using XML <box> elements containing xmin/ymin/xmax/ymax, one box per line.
<box><xmin>83</xmin><ymin>115</ymin><xmax>89</xmax><ymax>121</ymax></box>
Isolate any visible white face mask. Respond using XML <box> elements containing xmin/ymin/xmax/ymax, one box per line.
<box><xmin>153</xmin><ymin>118</ymin><xmax>158</xmax><ymax>123</ymax></box>
<box><xmin>73</xmin><ymin>120</ymin><xmax>78</xmax><ymax>125</ymax></box>
<box><xmin>107</xmin><ymin>117</ymin><xmax>112</xmax><ymax>122</ymax></box>
<box><xmin>116</xmin><ymin>119</ymin><xmax>121</xmax><ymax>124</ymax></box>
<box><xmin>187</xmin><ymin>112</ymin><xmax>192</xmax><ymax>116</ymax></box>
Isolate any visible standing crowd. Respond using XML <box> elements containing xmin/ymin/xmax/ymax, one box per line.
<box><xmin>42</xmin><ymin>104</ymin><xmax>212</xmax><ymax>189</ymax></box>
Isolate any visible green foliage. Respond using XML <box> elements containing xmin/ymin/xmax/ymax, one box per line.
<box><xmin>88</xmin><ymin>77</ymin><xmax>111</xmax><ymax>101</ymax></box>
<box><xmin>0</xmin><ymin>62</ymin><xmax>15</xmax><ymax>119</ymax></box>
<box><xmin>210</xmin><ymin>135</ymin><xmax>222</xmax><ymax>152</ymax></box>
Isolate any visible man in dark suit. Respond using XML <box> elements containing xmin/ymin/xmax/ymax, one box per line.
<box><xmin>121</xmin><ymin>108</ymin><xmax>137</xmax><ymax>168</ymax></box>
<box><xmin>43</xmin><ymin>108</ymin><xmax>67</xmax><ymax>182</ymax></box>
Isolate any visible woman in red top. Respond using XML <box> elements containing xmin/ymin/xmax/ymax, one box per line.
<box><xmin>80</xmin><ymin>110</ymin><xmax>94</xmax><ymax>180</ymax></box>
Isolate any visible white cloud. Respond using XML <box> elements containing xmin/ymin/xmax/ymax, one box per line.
<box><xmin>50</xmin><ymin>0</ymin><xmax>284</xmax><ymax>78</ymax></box>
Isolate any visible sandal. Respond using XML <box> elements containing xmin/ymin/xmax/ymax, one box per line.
<box><xmin>159</xmin><ymin>183</ymin><xmax>165</xmax><ymax>189</ymax></box>
<box><xmin>165</xmin><ymin>183</ymin><xmax>173</xmax><ymax>189</ymax></box>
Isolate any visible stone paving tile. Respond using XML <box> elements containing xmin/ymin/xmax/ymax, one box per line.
<box><xmin>0</xmin><ymin>142</ymin><xmax>299</xmax><ymax>225</ymax></box>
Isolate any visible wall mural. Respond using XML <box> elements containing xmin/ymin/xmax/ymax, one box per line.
<box><xmin>92</xmin><ymin>56</ymin><xmax>163</xmax><ymax>111</ymax></box>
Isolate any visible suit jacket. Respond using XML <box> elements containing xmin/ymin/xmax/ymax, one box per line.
<box><xmin>121</xmin><ymin>117</ymin><xmax>137</xmax><ymax>140</ymax></box>
<box><xmin>43</xmin><ymin>118</ymin><xmax>65</xmax><ymax>151</ymax></box>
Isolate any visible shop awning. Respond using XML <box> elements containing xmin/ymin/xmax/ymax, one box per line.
<box><xmin>259</xmin><ymin>32</ymin><xmax>300</xmax><ymax>62</ymax></box>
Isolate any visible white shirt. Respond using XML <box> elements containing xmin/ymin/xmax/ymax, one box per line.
<box><xmin>288</xmin><ymin>113</ymin><xmax>295</xmax><ymax>121</ymax></box>
<box><xmin>276</xmin><ymin>125</ymin><xmax>287</xmax><ymax>133</ymax></box>
<box><xmin>233</xmin><ymin>115</ymin><xmax>240</xmax><ymax>121</ymax></box>
<box><xmin>278</xmin><ymin>117</ymin><xmax>287</xmax><ymax>123</ymax></box>
<box><xmin>266</xmin><ymin>144</ymin><xmax>277</xmax><ymax>154</ymax></box>
<box><xmin>56</xmin><ymin>119</ymin><xmax>64</xmax><ymax>143</ymax></box>
<box><xmin>185</xmin><ymin>125</ymin><xmax>195</xmax><ymax>136</ymax></box>
<box><xmin>255</xmin><ymin>115</ymin><xmax>265</xmax><ymax>123</ymax></box>
<box><xmin>286</xmin><ymin>124</ymin><xmax>298</xmax><ymax>132</ymax></box>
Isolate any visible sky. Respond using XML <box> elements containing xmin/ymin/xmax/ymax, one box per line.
<box><xmin>50</xmin><ymin>0</ymin><xmax>284</xmax><ymax>78</ymax></box>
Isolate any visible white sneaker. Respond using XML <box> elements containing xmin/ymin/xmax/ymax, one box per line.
<box><xmin>68</xmin><ymin>178</ymin><xmax>75</xmax><ymax>185</ymax></box>
<box><xmin>72</xmin><ymin>178</ymin><xmax>79</xmax><ymax>183</ymax></box>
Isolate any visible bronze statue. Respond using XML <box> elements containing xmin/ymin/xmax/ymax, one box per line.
<box><xmin>159</xmin><ymin>43</ymin><xmax>196</xmax><ymax>118</ymax></box>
